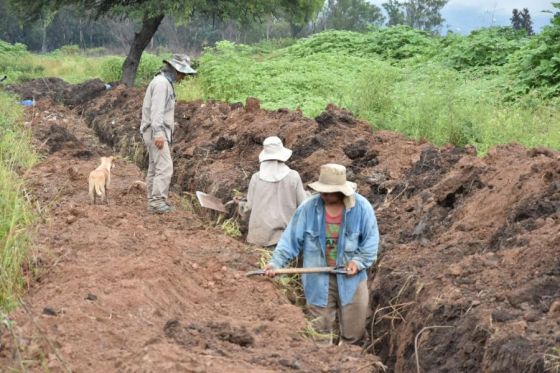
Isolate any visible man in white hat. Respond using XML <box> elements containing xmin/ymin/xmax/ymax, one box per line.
<box><xmin>238</xmin><ymin>136</ymin><xmax>307</xmax><ymax>247</ymax></box>
<box><xmin>140</xmin><ymin>54</ymin><xmax>196</xmax><ymax>213</ymax></box>
<box><xmin>264</xmin><ymin>163</ymin><xmax>379</xmax><ymax>345</ymax></box>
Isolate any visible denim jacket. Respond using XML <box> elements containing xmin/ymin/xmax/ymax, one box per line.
<box><xmin>269</xmin><ymin>193</ymin><xmax>379</xmax><ymax>307</ymax></box>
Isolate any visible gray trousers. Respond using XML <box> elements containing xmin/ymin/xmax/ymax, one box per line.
<box><xmin>307</xmin><ymin>275</ymin><xmax>369</xmax><ymax>345</ymax></box>
<box><xmin>142</xmin><ymin>127</ymin><xmax>173</xmax><ymax>207</ymax></box>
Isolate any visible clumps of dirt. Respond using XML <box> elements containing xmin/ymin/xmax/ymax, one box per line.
<box><xmin>164</xmin><ymin>320</ymin><xmax>255</xmax><ymax>348</ymax></box>
<box><xmin>5</xmin><ymin>77</ymin><xmax>108</xmax><ymax>106</ymax></box>
<box><xmin>81</xmin><ymin>91</ymin><xmax>389</xmax><ymax>202</ymax></box>
<box><xmin>35</xmin><ymin>124</ymin><xmax>80</xmax><ymax>153</ymax></box>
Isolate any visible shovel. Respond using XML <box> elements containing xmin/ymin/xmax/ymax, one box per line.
<box><xmin>246</xmin><ymin>266</ymin><xmax>348</xmax><ymax>277</ymax></box>
<box><xmin>195</xmin><ymin>191</ymin><xmax>234</xmax><ymax>213</ymax></box>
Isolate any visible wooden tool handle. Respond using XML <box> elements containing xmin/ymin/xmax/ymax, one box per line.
<box><xmin>245</xmin><ymin>266</ymin><xmax>347</xmax><ymax>277</ymax></box>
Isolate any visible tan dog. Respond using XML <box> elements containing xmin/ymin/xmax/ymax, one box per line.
<box><xmin>88</xmin><ymin>156</ymin><xmax>114</xmax><ymax>204</ymax></box>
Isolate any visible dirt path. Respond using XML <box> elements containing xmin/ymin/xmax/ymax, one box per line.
<box><xmin>0</xmin><ymin>100</ymin><xmax>381</xmax><ymax>372</ymax></box>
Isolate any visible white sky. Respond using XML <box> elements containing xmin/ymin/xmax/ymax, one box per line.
<box><xmin>369</xmin><ymin>0</ymin><xmax>557</xmax><ymax>33</ymax></box>
<box><xmin>444</xmin><ymin>0</ymin><xmax>555</xmax><ymax>15</ymax></box>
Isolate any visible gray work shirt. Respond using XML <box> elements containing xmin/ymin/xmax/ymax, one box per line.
<box><xmin>140</xmin><ymin>73</ymin><xmax>176</xmax><ymax>144</ymax></box>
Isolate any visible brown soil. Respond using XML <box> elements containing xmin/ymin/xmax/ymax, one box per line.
<box><xmin>1</xmin><ymin>80</ymin><xmax>559</xmax><ymax>372</ymax></box>
<box><xmin>6</xmin><ymin>77</ymin><xmax>108</xmax><ymax>106</ymax></box>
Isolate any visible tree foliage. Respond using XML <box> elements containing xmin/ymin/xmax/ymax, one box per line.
<box><xmin>382</xmin><ymin>0</ymin><xmax>448</xmax><ymax>33</ymax></box>
<box><xmin>322</xmin><ymin>0</ymin><xmax>385</xmax><ymax>32</ymax></box>
<box><xmin>511</xmin><ymin>9</ymin><xmax>522</xmax><ymax>31</ymax></box>
<box><xmin>7</xmin><ymin>0</ymin><xmax>324</xmax><ymax>85</ymax></box>
<box><xmin>519</xmin><ymin>8</ymin><xmax>534</xmax><ymax>36</ymax></box>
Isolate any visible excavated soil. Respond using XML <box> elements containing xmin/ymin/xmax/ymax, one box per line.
<box><xmin>1</xmin><ymin>79</ymin><xmax>559</xmax><ymax>372</ymax></box>
<box><xmin>6</xmin><ymin>77</ymin><xmax>108</xmax><ymax>106</ymax></box>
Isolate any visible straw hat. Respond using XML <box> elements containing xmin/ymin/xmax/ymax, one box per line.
<box><xmin>308</xmin><ymin>164</ymin><xmax>356</xmax><ymax>196</ymax></box>
<box><xmin>259</xmin><ymin>136</ymin><xmax>292</xmax><ymax>162</ymax></box>
<box><xmin>163</xmin><ymin>54</ymin><xmax>197</xmax><ymax>75</ymax></box>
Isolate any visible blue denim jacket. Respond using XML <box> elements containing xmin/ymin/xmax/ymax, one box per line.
<box><xmin>269</xmin><ymin>193</ymin><xmax>379</xmax><ymax>307</ymax></box>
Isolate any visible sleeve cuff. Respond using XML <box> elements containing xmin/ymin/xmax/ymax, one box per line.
<box><xmin>351</xmin><ymin>258</ymin><xmax>365</xmax><ymax>271</ymax></box>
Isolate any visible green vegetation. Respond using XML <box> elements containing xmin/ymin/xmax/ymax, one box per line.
<box><xmin>0</xmin><ymin>40</ymin><xmax>165</xmax><ymax>85</ymax></box>
<box><xmin>195</xmin><ymin>26</ymin><xmax>560</xmax><ymax>153</ymax></box>
<box><xmin>99</xmin><ymin>53</ymin><xmax>168</xmax><ymax>85</ymax></box>
<box><xmin>0</xmin><ymin>91</ymin><xmax>37</xmax><ymax>311</ymax></box>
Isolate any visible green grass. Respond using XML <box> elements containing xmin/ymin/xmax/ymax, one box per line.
<box><xmin>0</xmin><ymin>92</ymin><xmax>37</xmax><ymax>311</ymax></box>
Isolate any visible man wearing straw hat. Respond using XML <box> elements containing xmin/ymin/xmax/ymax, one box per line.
<box><xmin>265</xmin><ymin>163</ymin><xmax>379</xmax><ymax>345</ymax></box>
<box><xmin>140</xmin><ymin>54</ymin><xmax>196</xmax><ymax>214</ymax></box>
<box><xmin>238</xmin><ymin>136</ymin><xmax>307</xmax><ymax>248</ymax></box>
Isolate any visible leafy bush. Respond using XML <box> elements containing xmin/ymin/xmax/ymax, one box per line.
<box><xmin>53</xmin><ymin>44</ymin><xmax>81</xmax><ymax>55</ymax></box>
<box><xmin>441</xmin><ymin>27</ymin><xmax>526</xmax><ymax>70</ymax></box>
<box><xmin>0</xmin><ymin>40</ymin><xmax>43</xmax><ymax>82</ymax></box>
<box><xmin>100</xmin><ymin>53</ymin><xmax>169</xmax><ymax>85</ymax></box>
<box><xmin>506</xmin><ymin>24</ymin><xmax>560</xmax><ymax>97</ymax></box>
<box><xmin>285</xmin><ymin>26</ymin><xmax>438</xmax><ymax>61</ymax></box>
<box><xmin>0</xmin><ymin>40</ymin><xmax>27</xmax><ymax>53</ymax></box>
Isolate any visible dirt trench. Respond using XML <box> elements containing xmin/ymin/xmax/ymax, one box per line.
<box><xmin>1</xmin><ymin>80</ymin><xmax>559</xmax><ymax>372</ymax></box>
<box><xmin>0</xmin><ymin>96</ymin><xmax>383</xmax><ymax>372</ymax></box>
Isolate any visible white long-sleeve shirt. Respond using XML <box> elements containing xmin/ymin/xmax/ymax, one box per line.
<box><xmin>242</xmin><ymin>168</ymin><xmax>307</xmax><ymax>247</ymax></box>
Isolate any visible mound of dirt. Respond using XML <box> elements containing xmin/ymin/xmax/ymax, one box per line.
<box><xmin>5</xmin><ymin>77</ymin><xmax>108</xmax><ymax>106</ymax></box>
<box><xmin>78</xmin><ymin>88</ymin><xmax>560</xmax><ymax>372</ymax></box>
<box><xmin>81</xmin><ymin>86</ymin><xmax>416</xmax><ymax>205</ymax></box>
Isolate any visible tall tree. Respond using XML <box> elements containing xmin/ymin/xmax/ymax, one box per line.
<box><xmin>383</xmin><ymin>0</ymin><xmax>405</xmax><ymax>27</ymax></box>
<box><xmin>276</xmin><ymin>0</ymin><xmax>324</xmax><ymax>37</ymax></box>
<box><xmin>9</xmin><ymin>0</ymin><xmax>322</xmax><ymax>86</ymax></box>
<box><xmin>520</xmin><ymin>8</ymin><xmax>533</xmax><ymax>36</ymax></box>
<box><xmin>381</xmin><ymin>0</ymin><xmax>448</xmax><ymax>33</ymax></box>
<box><xmin>323</xmin><ymin>0</ymin><xmax>385</xmax><ymax>32</ymax></box>
<box><xmin>511</xmin><ymin>8</ymin><xmax>523</xmax><ymax>31</ymax></box>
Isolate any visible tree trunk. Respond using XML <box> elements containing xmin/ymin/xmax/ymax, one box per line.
<box><xmin>41</xmin><ymin>17</ymin><xmax>48</xmax><ymax>53</ymax></box>
<box><xmin>121</xmin><ymin>13</ymin><xmax>164</xmax><ymax>87</ymax></box>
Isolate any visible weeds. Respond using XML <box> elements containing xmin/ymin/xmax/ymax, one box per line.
<box><xmin>301</xmin><ymin>318</ymin><xmax>336</xmax><ymax>344</ymax></box>
<box><xmin>255</xmin><ymin>248</ymin><xmax>305</xmax><ymax>305</ymax></box>
<box><xmin>544</xmin><ymin>346</ymin><xmax>560</xmax><ymax>373</ymax></box>
<box><xmin>0</xmin><ymin>92</ymin><xmax>37</xmax><ymax>312</ymax></box>
<box><xmin>220</xmin><ymin>218</ymin><xmax>241</xmax><ymax>238</ymax></box>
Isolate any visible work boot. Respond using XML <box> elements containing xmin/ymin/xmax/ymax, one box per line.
<box><xmin>148</xmin><ymin>204</ymin><xmax>174</xmax><ymax>214</ymax></box>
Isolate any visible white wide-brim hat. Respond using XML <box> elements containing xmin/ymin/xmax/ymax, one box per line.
<box><xmin>308</xmin><ymin>163</ymin><xmax>357</xmax><ymax>196</ymax></box>
<box><xmin>164</xmin><ymin>54</ymin><xmax>197</xmax><ymax>75</ymax></box>
<box><xmin>259</xmin><ymin>136</ymin><xmax>292</xmax><ymax>162</ymax></box>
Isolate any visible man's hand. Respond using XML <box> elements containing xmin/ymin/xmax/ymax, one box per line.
<box><xmin>154</xmin><ymin>135</ymin><xmax>165</xmax><ymax>150</ymax></box>
<box><xmin>345</xmin><ymin>261</ymin><xmax>359</xmax><ymax>276</ymax></box>
<box><xmin>263</xmin><ymin>264</ymin><xmax>276</xmax><ymax>278</ymax></box>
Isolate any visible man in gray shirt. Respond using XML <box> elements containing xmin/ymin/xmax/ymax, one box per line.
<box><xmin>239</xmin><ymin>136</ymin><xmax>307</xmax><ymax>247</ymax></box>
<box><xmin>140</xmin><ymin>54</ymin><xmax>196</xmax><ymax>214</ymax></box>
